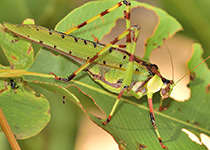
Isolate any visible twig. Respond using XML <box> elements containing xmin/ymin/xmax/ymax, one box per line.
<box><xmin>0</xmin><ymin>107</ymin><xmax>21</xmax><ymax>150</ymax></box>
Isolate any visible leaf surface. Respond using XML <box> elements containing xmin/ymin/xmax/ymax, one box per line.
<box><xmin>0</xmin><ymin>80</ymin><xmax>50</xmax><ymax>139</ymax></box>
<box><xmin>0</xmin><ymin>24</ymin><xmax>34</xmax><ymax>69</ymax></box>
<box><xmin>0</xmin><ymin>0</ymin><xmax>209</xmax><ymax>149</ymax></box>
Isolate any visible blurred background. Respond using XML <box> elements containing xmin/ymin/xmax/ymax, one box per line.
<box><xmin>0</xmin><ymin>0</ymin><xmax>209</xmax><ymax>149</ymax></box>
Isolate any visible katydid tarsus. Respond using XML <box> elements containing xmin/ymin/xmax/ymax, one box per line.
<box><xmin>3</xmin><ymin>0</ymin><xmax>209</xmax><ymax>149</ymax></box>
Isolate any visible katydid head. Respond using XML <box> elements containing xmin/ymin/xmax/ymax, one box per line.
<box><xmin>160</xmin><ymin>79</ymin><xmax>174</xmax><ymax>100</ymax></box>
<box><xmin>160</xmin><ymin>55</ymin><xmax>210</xmax><ymax>100</ymax></box>
<box><xmin>147</xmin><ymin>63</ymin><xmax>175</xmax><ymax>99</ymax></box>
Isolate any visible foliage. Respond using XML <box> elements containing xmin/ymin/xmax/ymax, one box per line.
<box><xmin>0</xmin><ymin>0</ymin><xmax>209</xmax><ymax>149</ymax></box>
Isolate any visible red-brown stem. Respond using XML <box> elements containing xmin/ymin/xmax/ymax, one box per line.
<box><xmin>0</xmin><ymin>107</ymin><xmax>20</xmax><ymax>150</ymax></box>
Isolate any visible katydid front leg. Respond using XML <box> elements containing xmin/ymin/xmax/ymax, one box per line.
<box><xmin>147</xmin><ymin>93</ymin><xmax>167</xmax><ymax>149</ymax></box>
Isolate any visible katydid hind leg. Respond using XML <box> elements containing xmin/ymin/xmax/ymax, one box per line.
<box><xmin>50</xmin><ymin>1</ymin><xmax>133</xmax><ymax>82</ymax></box>
<box><xmin>50</xmin><ymin>25</ymin><xmax>139</xmax><ymax>82</ymax></box>
<box><xmin>124</xmin><ymin>0</ymin><xmax>131</xmax><ymax>54</ymax></box>
<box><xmin>64</xmin><ymin>1</ymin><xmax>131</xmax><ymax>34</ymax></box>
<box><xmin>65</xmin><ymin>3</ymin><xmax>137</xmax><ymax>83</ymax></box>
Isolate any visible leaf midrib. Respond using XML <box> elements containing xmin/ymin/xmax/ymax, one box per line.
<box><xmin>72</xmin><ymin>79</ymin><xmax>210</xmax><ymax>134</ymax></box>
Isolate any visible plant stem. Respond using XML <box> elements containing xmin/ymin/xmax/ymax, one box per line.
<box><xmin>0</xmin><ymin>107</ymin><xmax>20</xmax><ymax>150</ymax></box>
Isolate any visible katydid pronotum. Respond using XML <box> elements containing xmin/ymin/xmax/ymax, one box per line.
<box><xmin>3</xmin><ymin>0</ymin><xmax>209</xmax><ymax>149</ymax></box>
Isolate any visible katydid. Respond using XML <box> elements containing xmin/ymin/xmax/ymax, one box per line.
<box><xmin>3</xmin><ymin>1</ymin><xmax>198</xmax><ymax>149</ymax></box>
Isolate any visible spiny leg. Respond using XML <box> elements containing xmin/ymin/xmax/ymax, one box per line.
<box><xmin>71</xmin><ymin>0</ymin><xmax>131</xmax><ymax>81</ymax></box>
<box><xmin>103</xmin><ymin>25</ymin><xmax>141</xmax><ymax>125</ymax></box>
<box><xmin>50</xmin><ymin>1</ymin><xmax>132</xmax><ymax>81</ymax></box>
<box><xmin>91</xmin><ymin>34</ymin><xmax>126</xmax><ymax>49</ymax></box>
<box><xmin>112</xmin><ymin>44</ymin><xmax>126</xmax><ymax>49</ymax></box>
<box><xmin>159</xmin><ymin>98</ymin><xmax>169</xmax><ymax>111</ymax></box>
<box><xmin>103</xmin><ymin>86</ymin><xmax>128</xmax><ymax>125</ymax></box>
<box><xmin>159</xmin><ymin>98</ymin><xmax>164</xmax><ymax>111</ymax></box>
<box><xmin>50</xmin><ymin>25</ymin><xmax>140</xmax><ymax>82</ymax></box>
<box><xmin>124</xmin><ymin>0</ymin><xmax>131</xmax><ymax>53</ymax></box>
<box><xmin>147</xmin><ymin>93</ymin><xmax>167</xmax><ymax>149</ymax></box>
<box><xmin>64</xmin><ymin>1</ymin><xmax>131</xmax><ymax>34</ymax></box>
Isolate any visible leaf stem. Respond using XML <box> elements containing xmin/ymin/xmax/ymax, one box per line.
<box><xmin>0</xmin><ymin>107</ymin><xmax>20</xmax><ymax>150</ymax></box>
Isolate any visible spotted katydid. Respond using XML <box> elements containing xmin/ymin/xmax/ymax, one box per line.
<box><xmin>3</xmin><ymin>0</ymin><xmax>205</xmax><ymax>149</ymax></box>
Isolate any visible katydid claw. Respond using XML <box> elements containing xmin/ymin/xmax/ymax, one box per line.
<box><xmin>49</xmin><ymin>72</ymin><xmax>59</xmax><ymax>80</ymax></box>
<box><xmin>102</xmin><ymin>121</ymin><xmax>107</xmax><ymax>125</ymax></box>
<box><xmin>102</xmin><ymin>119</ymin><xmax>109</xmax><ymax>125</ymax></box>
<box><xmin>103</xmin><ymin>116</ymin><xmax>111</xmax><ymax>125</ymax></box>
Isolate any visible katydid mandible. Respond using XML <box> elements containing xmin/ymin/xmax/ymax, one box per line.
<box><xmin>4</xmin><ymin>1</ymin><xmax>179</xmax><ymax>148</ymax></box>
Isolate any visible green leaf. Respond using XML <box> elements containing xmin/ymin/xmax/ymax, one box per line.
<box><xmin>131</xmin><ymin>1</ymin><xmax>183</xmax><ymax>60</ymax></box>
<box><xmin>56</xmin><ymin>0</ymin><xmax>125</xmax><ymax>41</ymax></box>
<box><xmin>0</xmin><ymin>80</ymin><xmax>50</xmax><ymax>139</ymax></box>
<box><xmin>0</xmin><ymin>24</ymin><xmax>34</xmax><ymax>69</ymax></box>
<box><xmin>187</xmin><ymin>43</ymin><xmax>210</xmax><ymax>129</ymax></box>
<box><xmin>1</xmin><ymin>0</ymin><xmax>209</xmax><ymax>149</ymax></box>
<box><xmin>0</xmin><ymin>21</ymin><xmax>51</xmax><ymax>139</ymax></box>
<box><xmin>51</xmin><ymin>1</ymin><xmax>207</xmax><ymax>149</ymax></box>
<box><xmin>158</xmin><ymin>0</ymin><xmax>210</xmax><ymax>59</ymax></box>
<box><xmin>24</xmin><ymin>48</ymin><xmax>102</xmax><ymax>112</ymax></box>
<box><xmin>71</xmin><ymin>43</ymin><xmax>210</xmax><ymax>149</ymax></box>
<box><xmin>56</xmin><ymin>0</ymin><xmax>183</xmax><ymax>60</ymax></box>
